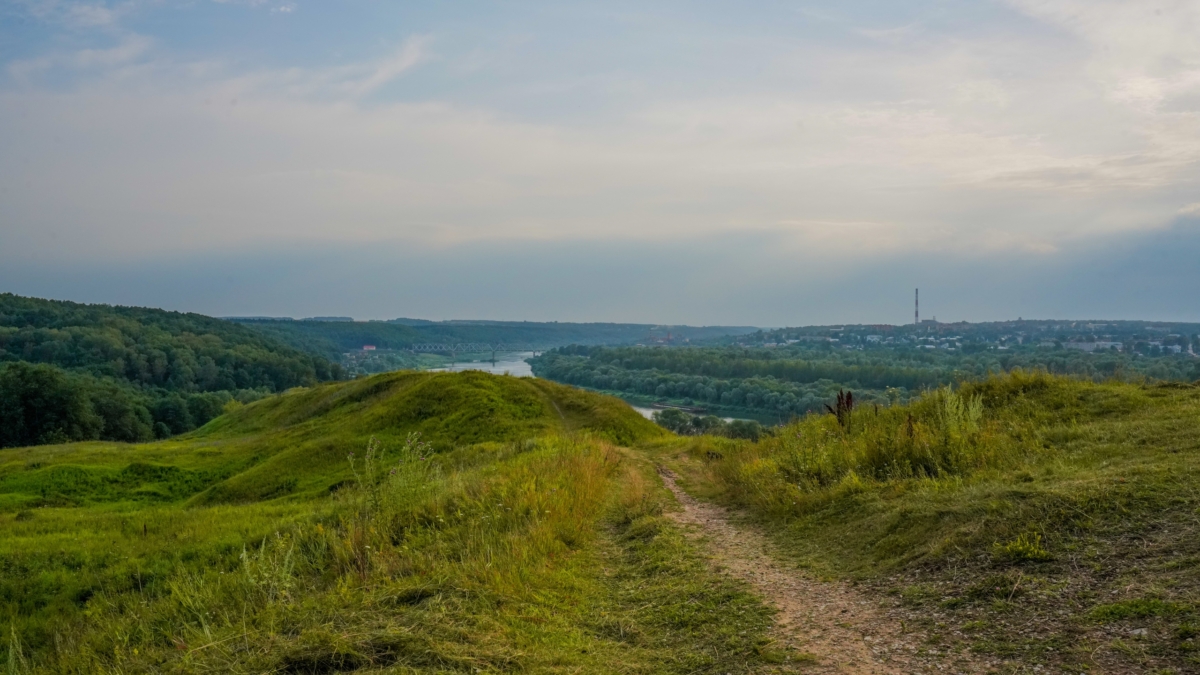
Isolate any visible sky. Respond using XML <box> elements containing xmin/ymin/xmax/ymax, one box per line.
<box><xmin>1</xmin><ymin>0</ymin><xmax>1198</xmax><ymax>326</ymax></box>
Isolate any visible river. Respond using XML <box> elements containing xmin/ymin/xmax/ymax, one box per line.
<box><xmin>428</xmin><ymin>352</ymin><xmax>535</xmax><ymax>377</ymax></box>
<box><xmin>428</xmin><ymin>357</ymin><xmax>752</xmax><ymax>423</ymax></box>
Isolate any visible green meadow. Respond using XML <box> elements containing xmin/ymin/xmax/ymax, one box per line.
<box><xmin>5</xmin><ymin>367</ymin><xmax>1200</xmax><ymax>673</ymax></box>
<box><xmin>0</xmin><ymin>371</ymin><xmax>792</xmax><ymax>673</ymax></box>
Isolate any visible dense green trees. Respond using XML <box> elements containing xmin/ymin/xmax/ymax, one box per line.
<box><xmin>529</xmin><ymin>350</ymin><xmax>886</xmax><ymax>418</ymax></box>
<box><xmin>0</xmin><ymin>363</ymin><xmax>101</xmax><ymax>447</ymax></box>
<box><xmin>234</xmin><ymin>318</ymin><xmax>756</xmax><ymax>362</ymax></box>
<box><xmin>0</xmin><ymin>294</ymin><xmax>342</xmax><ymax>389</ymax></box>
<box><xmin>0</xmin><ymin>294</ymin><xmax>345</xmax><ymax>448</ymax></box>
<box><xmin>531</xmin><ymin>343</ymin><xmax>1200</xmax><ymax>420</ymax></box>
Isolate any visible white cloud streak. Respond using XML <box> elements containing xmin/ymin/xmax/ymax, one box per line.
<box><xmin>7</xmin><ymin>33</ymin><xmax>153</xmax><ymax>79</ymax></box>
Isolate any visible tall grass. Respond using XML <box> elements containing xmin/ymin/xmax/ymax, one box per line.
<box><xmin>684</xmin><ymin>370</ymin><xmax>1161</xmax><ymax>522</ymax></box>
<box><xmin>10</xmin><ymin>435</ymin><xmax>622</xmax><ymax>672</ymax></box>
<box><xmin>1</xmin><ymin>369</ymin><xmax>780</xmax><ymax>673</ymax></box>
<box><xmin>702</xmin><ymin>381</ymin><xmax>1026</xmax><ymax>516</ymax></box>
<box><xmin>657</xmin><ymin>371</ymin><xmax>1200</xmax><ymax>673</ymax></box>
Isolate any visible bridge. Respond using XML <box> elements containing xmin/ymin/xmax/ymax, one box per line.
<box><xmin>409</xmin><ymin>343</ymin><xmax>539</xmax><ymax>363</ymax></box>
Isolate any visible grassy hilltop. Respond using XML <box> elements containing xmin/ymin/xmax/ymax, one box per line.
<box><xmin>0</xmin><ymin>371</ymin><xmax>796</xmax><ymax>673</ymax></box>
<box><xmin>0</xmin><ymin>371</ymin><xmax>662</xmax><ymax>510</ymax></box>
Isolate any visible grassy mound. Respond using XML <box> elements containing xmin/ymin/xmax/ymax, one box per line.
<box><xmin>656</xmin><ymin>372</ymin><xmax>1200</xmax><ymax>673</ymax></box>
<box><xmin>0</xmin><ymin>371</ymin><xmax>664</xmax><ymax>509</ymax></box>
<box><xmin>0</xmin><ymin>370</ymin><xmax>800</xmax><ymax>674</ymax></box>
<box><xmin>0</xmin><ymin>370</ymin><xmax>749</xmax><ymax>672</ymax></box>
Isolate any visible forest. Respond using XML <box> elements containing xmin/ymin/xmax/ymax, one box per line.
<box><xmin>530</xmin><ymin>339</ymin><xmax>1200</xmax><ymax>420</ymax></box>
<box><xmin>0</xmin><ymin>294</ymin><xmax>344</xmax><ymax>447</ymax></box>
<box><xmin>233</xmin><ymin>317</ymin><xmax>756</xmax><ymax>363</ymax></box>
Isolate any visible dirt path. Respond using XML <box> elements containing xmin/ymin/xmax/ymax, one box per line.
<box><xmin>658</xmin><ymin>468</ymin><xmax>991</xmax><ymax>674</ymax></box>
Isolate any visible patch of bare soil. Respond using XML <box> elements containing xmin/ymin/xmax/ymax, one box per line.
<box><xmin>658</xmin><ymin>467</ymin><xmax>994</xmax><ymax>674</ymax></box>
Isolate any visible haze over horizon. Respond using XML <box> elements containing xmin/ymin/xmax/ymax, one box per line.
<box><xmin>3</xmin><ymin>1</ymin><xmax>1199</xmax><ymax>325</ymax></box>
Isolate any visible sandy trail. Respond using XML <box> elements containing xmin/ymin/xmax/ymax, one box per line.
<box><xmin>658</xmin><ymin>467</ymin><xmax>989</xmax><ymax>675</ymax></box>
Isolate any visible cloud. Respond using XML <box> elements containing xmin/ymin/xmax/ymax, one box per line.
<box><xmin>14</xmin><ymin>0</ymin><xmax>133</xmax><ymax>30</ymax></box>
<box><xmin>854</xmin><ymin>22</ymin><xmax>921</xmax><ymax>42</ymax></box>
<box><xmin>349</xmin><ymin>38</ymin><xmax>429</xmax><ymax>95</ymax></box>
<box><xmin>3</xmin><ymin>1</ymin><xmax>1200</xmax><ymax>322</ymax></box>
<box><xmin>66</xmin><ymin>3</ymin><xmax>119</xmax><ymax>27</ymax></box>
<box><xmin>1004</xmin><ymin>0</ymin><xmax>1200</xmax><ymax>112</ymax></box>
<box><xmin>5</xmin><ymin>218</ymin><xmax>1200</xmax><ymax>324</ymax></box>
<box><xmin>1</xmin><ymin>31</ymin><xmax>1194</xmax><ymax>267</ymax></box>
<box><xmin>7</xmin><ymin>33</ymin><xmax>153</xmax><ymax>79</ymax></box>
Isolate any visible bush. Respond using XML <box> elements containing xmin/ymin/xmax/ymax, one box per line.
<box><xmin>651</xmin><ymin>408</ymin><xmax>764</xmax><ymax>441</ymax></box>
<box><xmin>726</xmin><ymin>419</ymin><xmax>763</xmax><ymax>441</ymax></box>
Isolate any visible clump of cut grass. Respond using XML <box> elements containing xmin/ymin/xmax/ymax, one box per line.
<box><xmin>992</xmin><ymin>532</ymin><xmax>1052</xmax><ymax>564</ymax></box>
<box><xmin>1089</xmin><ymin>599</ymin><xmax>1193</xmax><ymax>623</ymax></box>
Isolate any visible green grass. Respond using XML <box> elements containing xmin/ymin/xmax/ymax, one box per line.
<box><xmin>0</xmin><ymin>370</ymin><xmax>806</xmax><ymax>674</ymax></box>
<box><xmin>14</xmin><ymin>367</ymin><xmax>1200</xmax><ymax>673</ymax></box>
<box><xmin>650</xmin><ymin>371</ymin><xmax>1200</xmax><ymax>673</ymax></box>
<box><xmin>0</xmin><ymin>371</ymin><xmax>665</xmax><ymax>510</ymax></box>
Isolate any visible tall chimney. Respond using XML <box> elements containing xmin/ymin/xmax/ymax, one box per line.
<box><xmin>915</xmin><ymin>288</ymin><xmax>919</xmax><ymax>325</ymax></box>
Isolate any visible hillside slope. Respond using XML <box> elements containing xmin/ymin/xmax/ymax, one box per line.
<box><xmin>0</xmin><ymin>371</ymin><xmax>804</xmax><ymax>675</ymax></box>
<box><xmin>190</xmin><ymin>370</ymin><xmax>665</xmax><ymax>503</ymax></box>
<box><xmin>0</xmin><ymin>370</ymin><xmax>665</xmax><ymax>509</ymax></box>
<box><xmin>656</xmin><ymin>373</ymin><xmax>1200</xmax><ymax>673</ymax></box>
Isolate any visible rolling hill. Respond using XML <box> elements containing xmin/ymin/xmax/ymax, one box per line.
<box><xmin>2</xmin><ymin>370</ymin><xmax>771</xmax><ymax>675</ymax></box>
<box><xmin>0</xmin><ymin>371</ymin><xmax>664</xmax><ymax>510</ymax></box>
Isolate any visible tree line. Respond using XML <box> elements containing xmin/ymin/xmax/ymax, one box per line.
<box><xmin>530</xmin><ymin>344</ymin><xmax>1200</xmax><ymax>420</ymax></box>
<box><xmin>528</xmin><ymin>351</ymin><xmax>901</xmax><ymax>418</ymax></box>
<box><xmin>0</xmin><ymin>294</ymin><xmax>345</xmax><ymax>448</ymax></box>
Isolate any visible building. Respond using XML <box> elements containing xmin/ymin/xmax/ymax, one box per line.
<box><xmin>1065</xmin><ymin>341</ymin><xmax>1122</xmax><ymax>353</ymax></box>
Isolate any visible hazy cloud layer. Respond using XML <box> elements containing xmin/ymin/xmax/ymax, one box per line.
<box><xmin>1</xmin><ymin>1</ymin><xmax>1197</xmax><ymax>323</ymax></box>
